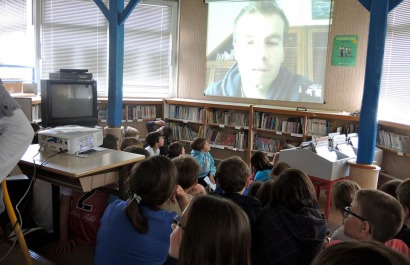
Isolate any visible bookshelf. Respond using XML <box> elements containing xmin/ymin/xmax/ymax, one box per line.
<box><xmin>164</xmin><ymin>98</ymin><xmax>252</xmax><ymax>164</ymax></box>
<box><xmin>12</xmin><ymin>94</ymin><xmax>41</xmax><ymax>122</ymax></box>
<box><xmin>97</xmin><ymin>98</ymin><xmax>163</xmax><ymax>138</ymax></box>
<box><xmin>164</xmin><ymin>99</ymin><xmax>360</xmax><ymax>165</ymax></box>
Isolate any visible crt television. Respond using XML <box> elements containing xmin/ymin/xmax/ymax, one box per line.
<box><xmin>41</xmin><ymin>79</ymin><xmax>98</xmax><ymax>128</ymax></box>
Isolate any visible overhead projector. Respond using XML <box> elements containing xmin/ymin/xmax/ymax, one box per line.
<box><xmin>38</xmin><ymin>125</ymin><xmax>103</xmax><ymax>154</ymax></box>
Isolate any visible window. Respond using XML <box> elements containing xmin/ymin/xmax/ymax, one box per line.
<box><xmin>40</xmin><ymin>0</ymin><xmax>177</xmax><ymax>98</ymax></box>
<box><xmin>0</xmin><ymin>0</ymin><xmax>35</xmax><ymax>82</ymax></box>
<box><xmin>378</xmin><ymin>0</ymin><xmax>410</xmax><ymax>125</ymax></box>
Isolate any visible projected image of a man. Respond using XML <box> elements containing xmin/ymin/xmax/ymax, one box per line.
<box><xmin>205</xmin><ymin>1</ymin><xmax>314</xmax><ymax>101</ymax></box>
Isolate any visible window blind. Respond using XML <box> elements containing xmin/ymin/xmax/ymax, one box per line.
<box><xmin>0</xmin><ymin>0</ymin><xmax>34</xmax><ymax>81</ymax></box>
<box><xmin>41</xmin><ymin>0</ymin><xmax>176</xmax><ymax>97</ymax></box>
<box><xmin>378</xmin><ymin>0</ymin><xmax>410</xmax><ymax>125</ymax></box>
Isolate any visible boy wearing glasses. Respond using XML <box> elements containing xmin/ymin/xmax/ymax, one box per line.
<box><xmin>395</xmin><ymin>179</ymin><xmax>410</xmax><ymax>247</ymax></box>
<box><xmin>335</xmin><ymin>189</ymin><xmax>410</xmax><ymax>256</ymax></box>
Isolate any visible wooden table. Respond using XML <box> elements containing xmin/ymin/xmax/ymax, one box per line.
<box><xmin>18</xmin><ymin>144</ymin><xmax>145</xmax><ymax>235</ymax></box>
<box><xmin>18</xmin><ymin>144</ymin><xmax>144</xmax><ymax>193</ymax></box>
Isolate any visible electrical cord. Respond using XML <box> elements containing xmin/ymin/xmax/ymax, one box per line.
<box><xmin>0</xmin><ymin>147</ymin><xmax>67</xmax><ymax>263</ymax></box>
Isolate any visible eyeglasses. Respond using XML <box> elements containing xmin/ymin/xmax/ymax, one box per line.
<box><xmin>343</xmin><ymin>206</ymin><xmax>366</xmax><ymax>221</ymax></box>
<box><xmin>344</xmin><ymin>206</ymin><xmax>372</xmax><ymax>233</ymax></box>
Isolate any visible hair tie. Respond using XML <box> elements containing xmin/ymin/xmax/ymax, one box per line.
<box><xmin>133</xmin><ymin>193</ymin><xmax>142</xmax><ymax>204</ymax></box>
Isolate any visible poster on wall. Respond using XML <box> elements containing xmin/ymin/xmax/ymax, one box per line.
<box><xmin>331</xmin><ymin>35</ymin><xmax>358</xmax><ymax>66</ymax></box>
<box><xmin>311</xmin><ymin>0</ymin><xmax>332</xmax><ymax>20</ymax></box>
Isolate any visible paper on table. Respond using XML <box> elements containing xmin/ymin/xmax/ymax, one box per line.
<box><xmin>337</xmin><ymin>143</ymin><xmax>356</xmax><ymax>158</ymax></box>
<box><xmin>204</xmin><ymin>176</ymin><xmax>216</xmax><ymax>191</ymax></box>
<box><xmin>316</xmin><ymin>145</ymin><xmax>338</xmax><ymax>162</ymax></box>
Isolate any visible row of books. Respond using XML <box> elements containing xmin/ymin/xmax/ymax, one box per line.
<box><xmin>253</xmin><ymin>134</ymin><xmax>287</xmax><ymax>153</ymax></box>
<box><xmin>32</xmin><ymin>104</ymin><xmax>42</xmax><ymax>122</ymax></box>
<box><xmin>205</xmin><ymin>109</ymin><xmax>249</xmax><ymax>127</ymax></box>
<box><xmin>168</xmin><ymin>105</ymin><xmax>204</xmax><ymax>122</ymax></box>
<box><xmin>168</xmin><ymin>122</ymin><xmax>203</xmax><ymax>142</ymax></box>
<box><xmin>306</xmin><ymin>119</ymin><xmax>358</xmax><ymax>136</ymax></box>
<box><xmin>253</xmin><ymin>112</ymin><xmax>303</xmax><ymax>134</ymax></box>
<box><xmin>378</xmin><ymin>130</ymin><xmax>410</xmax><ymax>153</ymax></box>
<box><xmin>205</xmin><ymin>128</ymin><xmax>247</xmax><ymax>149</ymax></box>
<box><xmin>98</xmin><ymin>105</ymin><xmax>158</xmax><ymax>121</ymax></box>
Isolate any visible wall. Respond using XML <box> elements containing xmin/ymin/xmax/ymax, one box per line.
<box><xmin>177</xmin><ymin>0</ymin><xmax>370</xmax><ymax>113</ymax></box>
<box><xmin>177</xmin><ymin>0</ymin><xmax>410</xmax><ymax>180</ymax></box>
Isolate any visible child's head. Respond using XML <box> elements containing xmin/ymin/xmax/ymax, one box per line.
<box><xmin>331</xmin><ymin>180</ymin><xmax>360</xmax><ymax>215</ymax></box>
<box><xmin>396</xmin><ymin>179</ymin><xmax>410</xmax><ymax>219</ymax></box>
<box><xmin>343</xmin><ymin>189</ymin><xmax>403</xmax><ymax>243</ymax></box>
<box><xmin>167</xmin><ymin>141</ymin><xmax>185</xmax><ymax>158</ymax></box>
<box><xmin>272</xmin><ymin>168</ymin><xmax>317</xmax><ymax>210</ymax></box>
<box><xmin>247</xmin><ymin>181</ymin><xmax>263</xmax><ymax>198</ymax></box>
<box><xmin>250</xmin><ymin>151</ymin><xmax>273</xmax><ymax>172</ymax></box>
<box><xmin>145</xmin><ymin>131</ymin><xmax>164</xmax><ymax>148</ymax></box>
<box><xmin>255</xmin><ymin>179</ymin><xmax>276</xmax><ymax>207</ymax></box>
<box><xmin>160</xmin><ymin>126</ymin><xmax>172</xmax><ymax>138</ymax></box>
<box><xmin>124</xmin><ymin>126</ymin><xmax>139</xmax><ymax>139</ymax></box>
<box><xmin>216</xmin><ymin>156</ymin><xmax>250</xmax><ymax>193</ymax></box>
<box><xmin>125</xmin><ymin>156</ymin><xmax>177</xmax><ymax>233</ymax></box>
<box><xmin>176</xmin><ymin>195</ymin><xmax>251</xmax><ymax>265</ymax></box>
<box><xmin>120</xmin><ymin>137</ymin><xmax>143</xmax><ymax>150</ymax></box>
<box><xmin>172</xmin><ymin>155</ymin><xmax>200</xmax><ymax>190</ymax></box>
<box><xmin>380</xmin><ymin>179</ymin><xmax>403</xmax><ymax>198</ymax></box>
<box><xmin>101</xmin><ymin>134</ymin><xmax>119</xmax><ymax>150</ymax></box>
<box><xmin>123</xmin><ymin>146</ymin><xmax>150</xmax><ymax>158</ymax></box>
<box><xmin>311</xmin><ymin>241</ymin><xmax>410</xmax><ymax>265</ymax></box>
<box><xmin>269</xmin><ymin>161</ymin><xmax>291</xmax><ymax>180</ymax></box>
<box><xmin>190</xmin><ymin>137</ymin><xmax>210</xmax><ymax>152</ymax></box>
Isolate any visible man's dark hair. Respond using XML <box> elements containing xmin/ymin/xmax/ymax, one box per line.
<box><xmin>233</xmin><ymin>1</ymin><xmax>289</xmax><ymax>46</ymax></box>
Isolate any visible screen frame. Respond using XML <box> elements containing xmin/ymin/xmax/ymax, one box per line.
<box><xmin>41</xmin><ymin>79</ymin><xmax>98</xmax><ymax>128</ymax></box>
<box><xmin>204</xmin><ymin>0</ymin><xmax>332</xmax><ymax>103</ymax></box>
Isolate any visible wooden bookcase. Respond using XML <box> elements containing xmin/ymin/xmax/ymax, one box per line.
<box><xmin>97</xmin><ymin>98</ymin><xmax>163</xmax><ymax>138</ymax></box>
<box><xmin>163</xmin><ymin>99</ymin><xmax>360</xmax><ymax>165</ymax></box>
<box><xmin>164</xmin><ymin>98</ymin><xmax>252</xmax><ymax>164</ymax></box>
<box><xmin>12</xmin><ymin>94</ymin><xmax>41</xmax><ymax>122</ymax></box>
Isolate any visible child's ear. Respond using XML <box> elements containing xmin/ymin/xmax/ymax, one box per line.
<box><xmin>404</xmin><ymin>206</ymin><xmax>410</xmax><ymax>218</ymax></box>
<box><xmin>363</xmin><ymin>221</ymin><xmax>372</xmax><ymax>235</ymax></box>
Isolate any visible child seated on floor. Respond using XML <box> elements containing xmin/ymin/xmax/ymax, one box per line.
<box><xmin>162</xmin><ymin>155</ymin><xmax>206</xmax><ymax>215</ymax></box>
<box><xmin>312</xmin><ymin>241</ymin><xmax>410</xmax><ymax>265</ymax></box>
<box><xmin>339</xmin><ymin>189</ymin><xmax>410</xmax><ymax>257</ymax></box>
<box><xmin>124</xmin><ymin>125</ymin><xmax>139</xmax><ymax>139</ymax></box>
<box><xmin>395</xmin><ymin>179</ymin><xmax>410</xmax><ymax>247</ymax></box>
<box><xmin>94</xmin><ymin>156</ymin><xmax>189</xmax><ymax>265</ymax></box>
<box><xmin>216</xmin><ymin>156</ymin><xmax>261</xmax><ymax>226</ymax></box>
<box><xmin>166</xmin><ymin>141</ymin><xmax>185</xmax><ymax>159</ymax></box>
<box><xmin>145</xmin><ymin>131</ymin><xmax>164</xmax><ymax>156</ymax></box>
<box><xmin>329</xmin><ymin>180</ymin><xmax>361</xmax><ymax>242</ymax></box>
<box><xmin>190</xmin><ymin>137</ymin><xmax>216</xmax><ymax>189</ymax></box>
<box><xmin>120</xmin><ymin>137</ymin><xmax>143</xmax><ymax>151</ymax></box>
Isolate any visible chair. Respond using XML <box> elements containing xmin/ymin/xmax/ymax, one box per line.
<box><xmin>2</xmin><ymin>179</ymin><xmax>33</xmax><ymax>265</ymax></box>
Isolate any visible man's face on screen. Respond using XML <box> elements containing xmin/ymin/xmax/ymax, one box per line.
<box><xmin>234</xmin><ymin>13</ymin><xmax>285</xmax><ymax>98</ymax></box>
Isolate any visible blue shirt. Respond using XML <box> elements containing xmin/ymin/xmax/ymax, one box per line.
<box><xmin>94</xmin><ymin>200</ymin><xmax>176</xmax><ymax>265</ymax></box>
<box><xmin>254</xmin><ymin>169</ymin><xmax>272</xmax><ymax>182</ymax></box>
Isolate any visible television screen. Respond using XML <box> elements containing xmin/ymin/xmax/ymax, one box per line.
<box><xmin>204</xmin><ymin>0</ymin><xmax>332</xmax><ymax>103</ymax></box>
<box><xmin>41</xmin><ymin>80</ymin><xmax>98</xmax><ymax>128</ymax></box>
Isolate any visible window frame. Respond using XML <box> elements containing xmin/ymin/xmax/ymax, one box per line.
<box><xmin>33</xmin><ymin>0</ymin><xmax>178</xmax><ymax>99</ymax></box>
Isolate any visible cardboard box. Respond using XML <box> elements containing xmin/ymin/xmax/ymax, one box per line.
<box><xmin>279</xmin><ymin>148</ymin><xmax>350</xmax><ymax>181</ymax></box>
<box><xmin>3</xmin><ymin>82</ymin><xmax>23</xmax><ymax>93</ymax></box>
